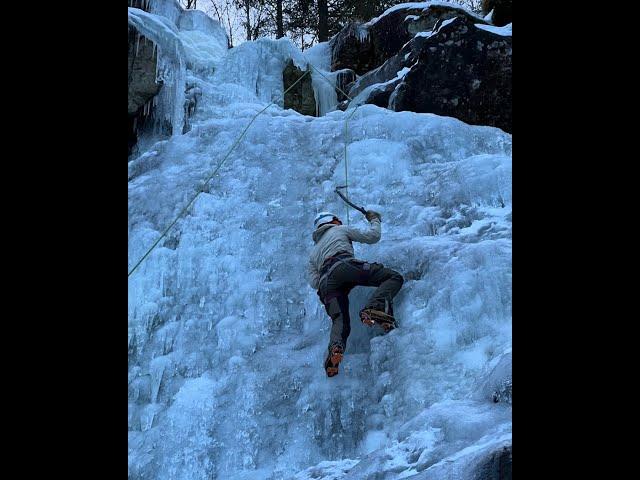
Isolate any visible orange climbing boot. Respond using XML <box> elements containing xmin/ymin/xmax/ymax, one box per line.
<box><xmin>324</xmin><ymin>344</ymin><xmax>344</xmax><ymax>377</ymax></box>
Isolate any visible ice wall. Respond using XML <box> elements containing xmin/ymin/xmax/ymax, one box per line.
<box><xmin>128</xmin><ymin>4</ymin><xmax>511</xmax><ymax>479</ymax></box>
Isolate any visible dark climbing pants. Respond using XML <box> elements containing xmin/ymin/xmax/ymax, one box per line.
<box><xmin>318</xmin><ymin>259</ymin><xmax>404</xmax><ymax>351</ymax></box>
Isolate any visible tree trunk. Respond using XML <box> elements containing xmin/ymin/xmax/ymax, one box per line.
<box><xmin>245</xmin><ymin>3</ymin><xmax>251</xmax><ymax>41</ymax></box>
<box><xmin>318</xmin><ymin>0</ymin><xmax>328</xmax><ymax>42</ymax></box>
<box><xmin>354</xmin><ymin>1</ymin><xmax>376</xmax><ymax>21</ymax></box>
<box><xmin>276</xmin><ymin>0</ymin><xmax>284</xmax><ymax>38</ymax></box>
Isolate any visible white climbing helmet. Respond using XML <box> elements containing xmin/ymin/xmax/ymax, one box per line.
<box><xmin>314</xmin><ymin>211</ymin><xmax>338</xmax><ymax>229</ymax></box>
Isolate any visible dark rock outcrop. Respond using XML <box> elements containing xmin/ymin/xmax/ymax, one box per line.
<box><xmin>129</xmin><ymin>24</ymin><xmax>162</xmax><ymax>156</ymax></box>
<box><xmin>283</xmin><ymin>60</ymin><xmax>316</xmax><ymax>116</ymax></box>
<box><xmin>331</xmin><ymin>4</ymin><xmax>487</xmax><ymax>75</ymax></box>
<box><xmin>483</xmin><ymin>0</ymin><xmax>513</xmax><ymax>27</ymax></box>
<box><xmin>128</xmin><ymin>26</ymin><xmax>161</xmax><ymax>116</ymax></box>
<box><xmin>330</xmin><ymin>23</ymin><xmax>377</xmax><ymax>76</ymax></box>
<box><xmin>366</xmin><ymin>80</ymin><xmax>400</xmax><ymax>108</ymax></box>
<box><xmin>391</xmin><ymin>16</ymin><xmax>512</xmax><ymax>132</ymax></box>
<box><xmin>355</xmin><ymin>78</ymin><xmax>403</xmax><ymax>108</ymax></box>
<box><xmin>330</xmin><ymin>3</ymin><xmax>511</xmax><ymax>132</ymax></box>
<box><xmin>335</xmin><ymin>69</ymin><xmax>356</xmax><ymax>102</ymax></box>
<box><xmin>474</xmin><ymin>445</ymin><xmax>512</xmax><ymax>480</ymax></box>
<box><xmin>336</xmin><ymin>100</ymin><xmax>349</xmax><ymax>111</ymax></box>
<box><xmin>347</xmin><ymin>32</ymin><xmax>431</xmax><ymax>101</ymax></box>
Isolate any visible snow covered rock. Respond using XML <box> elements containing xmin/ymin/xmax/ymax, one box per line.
<box><xmin>346</xmin><ymin>32</ymin><xmax>431</xmax><ymax>106</ymax></box>
<box><xmin>290</xmin><ymin>398</ymin><xmax>512</xmax><ymax>479</ymax></box>
<box><xmin>128</xmin><ymin>0</ymin><xmax>229</xmax><ymax>156</ymax></box>
<box><xmin>128</xmin><ymin>25</ymin><xmax>163</xmax><ymax>156</ymax></box>
<box><xmin>329</xmin><ymin>3</ymin><xmax>510</xmax><ymax>132</ymax></box>
<box><xmin>128</xmin><ymin>5</ymin><xmax>187</xmax><ymax>148</ymax></box>
<box><xmin>128</xmin><ymin>27</ymin><xmax>162</xmax><ymax>116</ymax></box>
<box><xmin>415</xmin><ymin>442</ymin><xmax>512</xmax><ymax>480</ymax></box>
<box><xmin>330</xmin><ymin>2</ymin><xmax>487</xmax><ymax>75</ymax></box>
<box><xmin>474</xmin><ymin>350</ymin><xmax>512</xmax><ymax>405</ymax></box>
<box><xmin>391</xmin><ymin>15</ymin><xmax>512</xmax><ymax>133</ymax></box>
<box><xmin>341</xmin><ymin>12</ymin><xmax>511</xmax><ymax>134</ymax></box>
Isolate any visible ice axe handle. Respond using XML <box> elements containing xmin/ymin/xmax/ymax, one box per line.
<box><xmin>335</xmin><ymin>188</ymin><xmax>368</xmax><ymax>216</ymax></box>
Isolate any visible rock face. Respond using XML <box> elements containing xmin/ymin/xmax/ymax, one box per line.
<box><xmin>335</xmin><ymin>68</ymin><xmax>356</xmax><ymax>102</ymax></box>
<box><xmin>474</xmin><ymin>351</ymin><xmax>512</xmax><ymax>405</ymax></box>
<box><xmin>128</xmin><ymin>24</ymin><xmax>162</xmax><ymax>155</ymax></box>
<box><xmin>364</xmin><ymin>79</ymin><xmax>400</xmax><ymax>108</ymax></box>
<box><xmin>330</xmin><ymin>23</ymin><xmax>377</xmax><ymax>76</ymax></box>
<box><xmin>391</xmin><ymin>16</ymin><xmax>512</xmax><ymax>133</ymax></box>
<box><xmin>283</xmin><ymin>60</ymin><xmax>316</xmax><ymax>116</ymax></box>
<box><xmin>347</xmin><ymin>32</ymin><xmax>431</xmax><ymax>103</ymax></box>
<box><xmin>474</xmin><ymin>445</ymin><xmax>512</xmax><ymax>480</ymax></box>
<box><xmin>330</xmin><ymin>3</ymin><xmax>511</xmax><ymax>132</ymax></box>
<box><xmin>128</xmin><ymin>26</ymin><xmax>161</xmax><ymax>116</ymax></box>
<box><xmin>483</xmin><ymin>0</ymin><xmax>513</xmax><ymax>27</ymax></box>
<box><xmin>128</xmin><ymin>0</ymin><xmax>230</xmax><ymax>157</ymax></box>
<box><xmin>331</xmin><ymin>4</ymin><xmax>487</xmax><ymax>75</ymax></box>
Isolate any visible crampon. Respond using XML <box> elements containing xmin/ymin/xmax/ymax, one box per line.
<box><xmin>360</xmin><ymin>308</ymin><xmax>397</xmax><ymax>332</ymax></box>
<box><xmin>324</xmin><ymin>344</ymin><xmax>344</xmax><ymax>377</ymax></box>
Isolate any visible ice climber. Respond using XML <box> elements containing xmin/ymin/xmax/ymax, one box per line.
<box><xmin>308</xmin><ymin>210</ymin><xmax>404</xmax><ymax>377</ymax></box>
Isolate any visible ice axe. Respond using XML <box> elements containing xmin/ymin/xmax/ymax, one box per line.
<box><xmin>335</xmin><ymin>185</ymin><xmax>368</xmax><ymax>216</ymax></box>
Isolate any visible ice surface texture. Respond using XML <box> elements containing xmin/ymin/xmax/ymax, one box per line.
<box><xmin>128</xmin><ymin>2</ymin><xmax>512</xmax><ymax>479</ymax></box>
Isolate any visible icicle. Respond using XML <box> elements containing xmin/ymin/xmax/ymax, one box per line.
<box><xmin>128</xmin><ymin>6</ymin><xmax>186</xmax><ymax>138</ymax></box>
<box><xmin>136</xmin><ymin>34</ymin><xmax>141</xmax><ymax>56</ymax></box>
<box><xmin>133</xmin><ymin>117</ymin><xmax>138</xmax><ymax>131</ymax></box>
<box><xmin>311</xmin><ymin>69</ymin><xmax>338</xmax><ymax>116</ymax></box>
<box><xmin>150</xmin><ymin>360</ymin><xmax>167</xmax><ymax>403</ymax></box>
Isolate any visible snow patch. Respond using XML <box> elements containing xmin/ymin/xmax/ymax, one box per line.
<box><xmin>475</xmin><ymin>22</ymin><xmax>512</xmax><ymax>37</ymax></box>
<box><xmin>366</xmin><ymin>1</ymin><xmax>484</xmax><ymax>27</ymax></box>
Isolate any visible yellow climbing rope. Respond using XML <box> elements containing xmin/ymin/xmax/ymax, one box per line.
<box><xmin>307</xmin><ymin>63</ymin><xmax>362</xmax><ymax>226</ymax></box>
<box><xmin>128</xmin><ymin>69</ymin><xmax>311</xmax><ymax>277</ymax></box>
<box><xmin>129</xmin><ymin>60</ymin><xmax>363</xmax><ymax>278</ymax></box>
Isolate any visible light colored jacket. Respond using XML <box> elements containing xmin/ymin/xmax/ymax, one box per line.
<box><xmin>307</xmin><ymin>219</ymin><xmax>381</xmax><ymax>289</ymax></box>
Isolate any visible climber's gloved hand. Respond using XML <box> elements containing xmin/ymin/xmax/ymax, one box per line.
<box><xmin>366</xmin><ymin>210</ymin><xmax>382</xmax><ymax>222</ymax></box>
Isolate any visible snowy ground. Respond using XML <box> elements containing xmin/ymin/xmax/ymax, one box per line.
<box><xmin>128</xmin><ymin>3</ymin><xmax>512</xmax><ymax>479</ymax></box>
